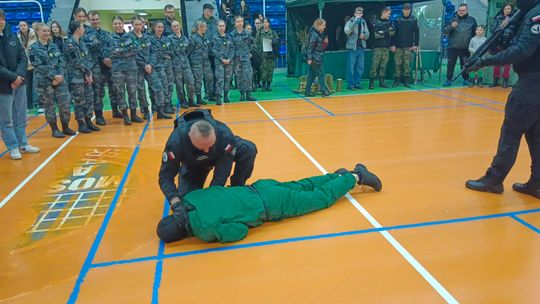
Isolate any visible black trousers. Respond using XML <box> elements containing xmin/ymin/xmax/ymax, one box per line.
<box><xmin>446</xmin><ymin>48</ymin><xmax>470</xmax><ymax>81</ymax></box>
<box><xmin>177</xmin><ymin>137</ymin><xmax>258</xmax><ymax>197</ymax></box>
<box><xmin>487</xmin><ymin>73</ymin><xmax>540</xmax><ymax>183</ymax></box>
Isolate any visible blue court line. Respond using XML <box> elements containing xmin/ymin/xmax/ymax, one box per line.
<box><xmin>90</xmin><ymin>207</ymin><xmax>540</xmax><ymax>270</ymax></box>
<box><xmin>67</xmin><ymin>121</ymin><xmax>150</xmax><ymax>304</ymax></box>
<box><xmin>151</xmin><ymin>199</ymin><xmax>170</xmax><ymax>304</ymax></box>
<box><xmin>277</xmin><ymin>84</ymin><xmax>335</xmax><ymax>116</ymax></box>
<box><xmin>149</xmin><ymin>103</ymin><xmax>470</xmax><ymax>131</ymax></box>
<box><xmin>0</xmin><ymin>122</ymin><xmax>47</xmax><ymax>158</ymax></box>
<box><xmin>421</xmin><ymin>84</ymin><xmax>506</xmax><ymax>105</ymax></box>
<box><xmin>510</xmin><ymin>214</ymin><xmax>540</xmax><ymax>234</ymax></box>
<box><xmin>415</xmin><ymin>88</ymin><xmax>504</xmax><ymax>113</ymax></box>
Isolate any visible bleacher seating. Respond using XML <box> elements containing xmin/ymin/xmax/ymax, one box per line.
<box><xmin>0</xmin><ymin>0</ymin><xmax>56</xmax><ymax>32</ymax></box>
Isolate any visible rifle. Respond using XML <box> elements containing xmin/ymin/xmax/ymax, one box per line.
<box><xmin>451</xmin><ymin>9</ymin><xmax>522</xmax><ymax>82</ymax></box>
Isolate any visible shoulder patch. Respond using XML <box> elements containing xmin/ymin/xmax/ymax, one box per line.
<box><xmin>532</xmin><ymin>23</ymin><xmax>540</xmax><ymax>35</ymax></box>
<box><xmin>532</xmin><ymin>15</ymin><xmax>540</xmax><ymax>23</ymax></box>
<box><xmin>162</xmin><ymin>151</ymin><xmax>175</xmax><ymax>162</ymax></box>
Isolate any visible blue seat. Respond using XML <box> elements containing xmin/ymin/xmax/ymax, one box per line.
<box><xmin>16</xmin><ymin>12</ymin><xmax>31</xmax><ymax>20</ymax></box>
<box><xmin>5</xmin><ymin>12</ymin><xmax>16</xmax><ymax>20</ymax></box>
<box><xmin>269</xmin><ymin>18</ymin><xmax>280</xmax><ymax>27</ymax></box>
<box><xmin>32</xmin><ymin>11</ymin><xmax>42</xmax><ymax>20</ymax></box>
<box><xmin>11</xmin><ymin>25</ymin><xmax>19</xmax><ymax>33</ymax></box>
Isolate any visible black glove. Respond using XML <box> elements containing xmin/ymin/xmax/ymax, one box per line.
<box><xmin>467</xmin><ymin>57</ymin><xmax>484</xmax><ymax>72</ymax></box>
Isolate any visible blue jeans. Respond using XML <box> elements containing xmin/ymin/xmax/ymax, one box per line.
<box><xmin>347</xmin><ymin>48</ymin><xmax>365</xmax><ymax>87</ymax></box>
<box><xmin>0</xmin><ymin>85</ymin><xmax>29</xmax><ymax>151</ymax></box>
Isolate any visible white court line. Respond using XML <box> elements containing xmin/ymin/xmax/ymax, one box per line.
<box><xmin>0</xmin><ymin>134</ymin><xmax>78</xmax><ymax>209</ymax></box>
<box><xmin>254</xmin><ymin>101</ymin><xmax>459</xmax><ymax>304</ymax></box>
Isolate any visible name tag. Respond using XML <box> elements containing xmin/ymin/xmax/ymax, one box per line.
<box><xmin>196</xmin><ymin>155</ymin><xmax>209</xmax><ymax>161</ymax></box>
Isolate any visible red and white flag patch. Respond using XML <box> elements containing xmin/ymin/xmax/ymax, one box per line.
<box><xmin>532</xmin><ymin>15</ymin><xmax>540</xmax><ymax>23</ymax></box>
<box><xmin>162</xmin><ymin>151</ymin><xmax>175</xmax><ymax>162</ymax></box>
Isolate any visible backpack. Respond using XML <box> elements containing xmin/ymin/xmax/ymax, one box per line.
<box><xmin>174</xmin><ymin>108</ymin><xmax>215</xmax><ymax>129</ymax></box>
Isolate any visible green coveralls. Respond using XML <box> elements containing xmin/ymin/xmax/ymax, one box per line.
<box><xmin>183</xmin><ymin>173</ymin><xmax>356</xmax><ymax>243</ymax></box>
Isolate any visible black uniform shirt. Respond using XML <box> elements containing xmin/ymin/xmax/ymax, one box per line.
<box><xmin>159</xmin><ymin>119</ymin><xmax>238</xmax><ymax>201</ymax></box>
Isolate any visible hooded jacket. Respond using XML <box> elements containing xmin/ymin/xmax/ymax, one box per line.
<box><xmin>306</xmin><ymin>26</ymin><xmax>327</xmax><ymax>64</ymax></box>
<box><xmin>0</xmin><ymin>26</ymin><xmax>28</xmax><ymax>94</ymax></box>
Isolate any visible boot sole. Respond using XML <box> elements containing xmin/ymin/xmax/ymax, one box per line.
<box><xmin>512</xmin><ymin>185</ymin><xmax>540</xmax><ymax>199</ymax></box>
<box><xmin>465</xmin><ymin>183</ymin><xmax>504</xmax><ymax>194</ymax></box>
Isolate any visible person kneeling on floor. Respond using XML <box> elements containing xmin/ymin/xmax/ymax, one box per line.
<box><xmin>157</xmin><ymin>163</ymin><xmax>382</xmax><ymax>243</ymax></box>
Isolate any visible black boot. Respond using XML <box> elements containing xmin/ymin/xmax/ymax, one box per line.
<box><xmin>112</xmin><ymin>106</ymin><xmax>123</xmax><ymax>118</ymax></box>
<box><xmin>512</xmin><ymin>180</ymin><xmax>540</xmax><ymax>199</ymax></box>
<box><xmin>208</xmin><ymin>94</ymin><xmax>216</xmax><ymax>102</ymax></box>
<box><xmin>189</xmin><ymin>98</ymin><xmax>200</xmax><ymax>108</ymax></box>
<box><xmin>142</xmin><ymin>108</ymin><xmax>150</xmax><ymax>120</ymax></box>
<box><xmin>261</xmin><ymin>81</ymin><xmax>268</xmax><ymax>91</ymax></box>
<box><xmin>353</xmin><ymin>163</ymin><xmax>382</xmax><ymax>191</ymax></box>
<box><xmin>478</xmin><ymin>77</ymin><xmax>484</xmax><ymax>88</ymax></box>
<box><xmin>369</xmin><ymin>78</ymin><xmax>375</xmax><ymax>89</ymax></box>
<box><xmin>267</xmin><ymin>81</ymin><xmax>272</xmax><ymax>91</ymax></box>
<box><xmin>131</xmin><ymin>109</ymin><xmax>143</xmax><ymax>123</ymax></box>
<box><xmin>246</xmin><ymin>91</ymin><xmax>257</xmax><ymax>101</ymax></box>
<box><xmin>49</xmin><ymin>122</ymin><xmax>65</xmax><ymax>138</ymax></box>
<box><xmin>164</xmin><ymin>103</ymin><xmax>175</xmax><ymax>114</ymax></box>
<box><xmin>239</xmin><ymin>92</ymin><xmax>246</xmax><ymax>101</ymax></box>
<box><xmin>223</xmin><ymin>91</ymin><xmax>230</xmax><ymax>103</ymax></box>
<box><xmin>157</xmin><ymin>107</ymin><xmax>172</xmax><ymax>119</ymax></box>
<box><xmin>502</xmin><ymin>78</ymin><xmax>509</xmax><ymax>88</ymax></box>
<box><xmin>85</xmin><ymin>116</ymin><xmax>101</xmax><ymax>131</ymax></box>
<box><xmin>403</xmin><ymin>77</ymin><xmax>411</xmax><ymax>88</ymax></box>
<box><xmin>180</xmin><ymin>99</ymin><xmax>189</xmax><ymax>109</ymax></box>
<box><xmin>95</xmin><ymin>110</ymin><xmax>106</xmax><ymax>126</ymax></box>
<box><xmin>62</xmin><ymin>121</ymin><xmax>76</xmax><ymax>136</ymax></box>
<box><xmin>77</xmin><ymin>119</ymin><xmax>91</xmax><ymax>133</ymax></box>
<box><xmin>392</xmin><ymin>77</ymin><xmax>400</xmax><ymax>87</ymax></box>
<box><xmin>196</xmin><ymin>94</ymin><xmax>207</xmax><ymax>105</ymax></box>
<box><xmin>489</xmin><ymin>77</ymin><xmax>499</xmax><ymax>87</ymax></box>
<box><xmin>465</xmin><ymin>175</ymin><xmax>504</xmax><ymax>194</ymax></box>
<box><xmin>216</xmin><ymin>95</ymin><xmax>222</xmax><ymax>105</ymax></box>
<box><xmin>122</xmin><ymin>109</ymin><xmax>132</xmax><ymax>126</ymax></box>
<box><xmin>379</xmin><ymin>78</ymin><xmax>388</xmax><ymax>88</ymax></box>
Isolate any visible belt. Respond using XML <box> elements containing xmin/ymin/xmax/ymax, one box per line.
<box><xmin>248</xmin><ymin>185</ymin><xmax>269</xmax><ymax>221</ymax></box>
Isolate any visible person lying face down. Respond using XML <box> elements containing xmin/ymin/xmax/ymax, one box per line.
<box><xmin>157</xmin><ymin>163</ymin><xmax>382</xmax><ymax>243</ymax></box>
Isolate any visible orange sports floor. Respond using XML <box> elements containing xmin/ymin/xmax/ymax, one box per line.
<box><xmin>1</xmin><ymin>86</ymin><xmax>539</xmax><ymax>303</ymax></box>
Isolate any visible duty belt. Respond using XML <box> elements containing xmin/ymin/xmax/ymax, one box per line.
<box><xmin>247</xmin><ymin>185</ymin><xmax>269</xmax><ymax>221</ymax></box>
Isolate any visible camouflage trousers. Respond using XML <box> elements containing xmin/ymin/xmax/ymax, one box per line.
<box><xmin>38</xmin><ymin>82</ymin><xmax>71</xmax><ymax>124</ymax></box>
<box><xmin>101</xmin><ymin>67</ymin><xmax>119</xmax><ymax>108</ymax></box>
<box><xmin>191</xmin><ymin>60</ymin><xmax>214</xmax><ymax>96</ymax></box>
<box><xmin>394</xmin><ymin>48</ymin><xmax>412</xmax><ymax>78</ymax></box>
<box><xmin>112</xmin><ymin>69</ymin><xmax>138</xmax><ymax>111</ymax></box>
<box><xmin>164</xmin><ymin>60</ymin><xmax>174</xmax><ymax>106</ymax></box>
<box><xmin>261</xmin><ymin>53</ymin><xmax>276</xmax><ymax>82</ymax></box>
<box><xmin>172</xmin><ymin>62</ymin><xmax>195</xmax><ymax>102</ymax></box>
<box><xmin>90</xmin><ymin>65</ymin><xmax>104</xmax><ymax>111</ymax></box>
<box><xmin>69</xmin><ymin>82</ymin><xmax>94</xmax><ymax>121</ymax></box>
<box><xmin>137</xmin><ymin>69</ymin><xmax>166</xmax><ymax>109</ymax></box>
<box><xmin>233</xmin><ymin>57</ymin><xmax>253</xmax><ymax>93</ymax></box>
<box><xmin>369</xmin><ymin>48</ymin><xmax>390</xmax><ymax>78</ymax></box>
<box><xmin>153</xmin><ymin>66</ymin><xmax>170</xmax><ymax>109</ymax></box>
<box><xmin>214</xmin><ymin>60</ymin><xmax>233</xmax><ymax>96</ymax></box>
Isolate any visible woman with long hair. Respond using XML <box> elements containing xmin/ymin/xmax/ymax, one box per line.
<box><xmin>212</xmin><ymin>19</ymin><xmax>235</xmax><ymax>105</ymax></box>
<box><xmin>255</xmin><ymin>18</ymin><xmax>279</xmax><ymax>91</ymax></box>
<box><xmin>17</xmin><ymin>21</ymin><xmax>37</xmax><ymax>110</ymax></box>
<box><xmin>304</xmin><ymin>18</ymin><xmax>331</xmax><ymax>97</ymax></box>
<box><xmin>489</xmin><ymin>3</ymin><xmax>515</xmax><ymax>88</ymax></box>
<box><xmin>231</xmin><ymin>16</ymin><xmax>256</xmax><ymax>101</ymax></box>
<box><xmin>29</xmin><ymin>23</ymin><xmax>75</xmax><ymax>138</ymax></box>
<box><xmin>50</xmin><ymin>20</ymin><xmax>67</xmax><ymax>53</ymax></box>
<box><xmin>168</xmin><ymin>20</ymin><xmax>196</xmax><ymax>108</ymax></box>
<box><xmin>150</xmin><ymin>21</ymin><xmax>175</xmax><ymax>113</ymax></box>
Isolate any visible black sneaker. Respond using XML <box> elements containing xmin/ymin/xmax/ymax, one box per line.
<box><xmin>465</xmin><ymin>175</ymin><xmax>504</xmax><ymax>194</ymax></box>
<box><xmin>334</xmin><ymin>168</ymin><xmax>349</xmax><ymax>175</ymax></box>
<box><xmin>353</xmin><ymin>163</ymin><xmax>382</xmax><ymax>191</ymax></box>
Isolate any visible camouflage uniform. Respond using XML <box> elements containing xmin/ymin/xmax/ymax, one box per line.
<box><xmin>394</xmin><ymin>48</ymin><xmax>412</xmax><ymax>78</ymax></box>
<box><xmin>64</xmin><ymin>36</ymin><xmax>94</xmax><ymax>121</ymax></box>
<box><xmin>193</xmin><ymin>15</ymin><xmax>219</xmax><ymax>97</ymax></box>
<box><xmin>108</xmin><ymin>31</ymin><xmax>139</xmax><ymax>111</ymax></box>
<box><xmin>82</xmin><ymin>26</ymin><xmax>109</xmax><ymax>112</ymax></box>
<box><xmin>212</xmin><ymin>33</ymin><xmax>235</xmax><ymax>98</ymax></box>
<box><xmin>188</xmin><ymin>32</ymin><xmax>214</xmax><ymax>97</ymax></box>
<box><xmin>28</xmin><ymin>40</ymin><xmax>70</xmax><ymax>125</ymax></box>
<box><xmin>255</xmin><ymin>29</ymin><xmax>279</xmax><ymax>83</ymax></box>
<box><xmin>230</xmin><ymin>29</ymin><xmax>253</xmax><ymax>94</ymax></box>
<box><xmin>168</xmin><ymin>33</ymin><xmax>195</xmax><ymax>105</ymax></box>
<box><xmin>150</xmin><ymin>34</ymin><xmax>174</xmax><ymax>110</ymax></box>
<box><xmin>133</xmin><ymin>32</ymin><xmax>164</xmax><ymax>111</ymax></box>
<box><xmin>369</xmin><ymin>18</ymin><xmax>395</xmax><ymax>80</ymax></box>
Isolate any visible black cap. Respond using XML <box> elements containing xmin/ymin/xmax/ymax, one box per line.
<box><xmin>403</xmin><ymin>3</ymin><xmax>412</xmax><ymax>9</ymax></box>
<box><xmin>203</xmin><ymin>3</ymin><xmax>215</xmax><ymax>10</ymax></box>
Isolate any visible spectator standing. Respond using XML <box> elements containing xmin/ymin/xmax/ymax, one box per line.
<box><xmin>442</xmin><ymin>3</ymin><xmax>477</xmax><ymax>86</ymax></box>
<box><xmin>468</xmin><ymin>25</ymin><xmax>487</xmax><ymax>87</ymax></box>
<box><xmin>256</xmin><ymin>18</ymin><xmax>279</xmax><ymax>91</ymax></box>
<box><xmin>17</xmin><ymin>21</ymin><xmax>37</xmax><ymax>110</ymax></box>
<box><xmin>390</xmin><ymin>3</ymin><xmax>419</xmax><ymax>87</ymax></box>
<box><xmin>489</xmin><ymin>4</ymin><xmax>516</xmax><ymax>88</ymax></box>
<box><xmin>344</xmin><ymin>7</ymin><xmax>369</xmax><ymax>90</ymax></box>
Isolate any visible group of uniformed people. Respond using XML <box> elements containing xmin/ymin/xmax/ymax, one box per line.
<box><xmin>28</xmin><ymin>4</ymin><xmax>281</xmax><ymax>138</ymax></box>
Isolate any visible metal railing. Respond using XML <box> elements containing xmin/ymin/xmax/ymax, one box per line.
<box><xmin>0</xmin><ymin>0</ymin><xmax>45</xmax><ymax>23</ymax></box>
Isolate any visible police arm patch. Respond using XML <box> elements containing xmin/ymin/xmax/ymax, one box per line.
<box><xmin>532</xmin><ymin>23</ymin><xmax>540</xmax><ymax>35</ymax></box>
<box><xmin>162</xmin><ymin>151</ymin><xmax>175</xmax><ymax>162</ymax></box>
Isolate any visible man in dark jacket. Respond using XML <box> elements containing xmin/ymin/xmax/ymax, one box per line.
<box><xmin>443</xmin><ymin>3</ymin><xmax>477</xmax><ymax>86</ymax></box>
<box><xmin>162</xmin><ymin>4</ymin><xmax>176</xmax><ymax>37</ymax></box>
<box><xmin>159</xmin><ymin>109</ymin><xmax>257</xmax><ymax>206</ymax></box>
<box><xmin>157</xmin><ymin>164</ymin><xmax>382</xmax><ymax>244</ymax></box>
<box><xmin>0</xmin><ymin>9</ymin><xmax>40</xmax><ymax>160</ymax></box>
<box><xmin>391</xmin><ymin>3</ymin><xmax>420</xmax><ymax>87</ymax></box>
<box><xmin>369</xmin><ymin>7</ymin><xmax>395</xmax><ymax>89</ymax></box>
<box><xmin>465</xmin><ymin>0</ymin><xmax>540</xmax><ymax>199</ymax></box>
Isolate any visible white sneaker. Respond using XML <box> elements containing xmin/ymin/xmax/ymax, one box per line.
<box><xmin>38</xmin><ymin>108</ymin><xmax>45</xmax><ymax>114</ymax></box>
<box><xmin>20</xmin><ymin>145</ymin><xmax>40</xmax><ymax>153</ymax></box>
<box><xmin>9</xmin><ymin>149</ymin><xmax>22</xmax><ymax>160</ymax></box>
